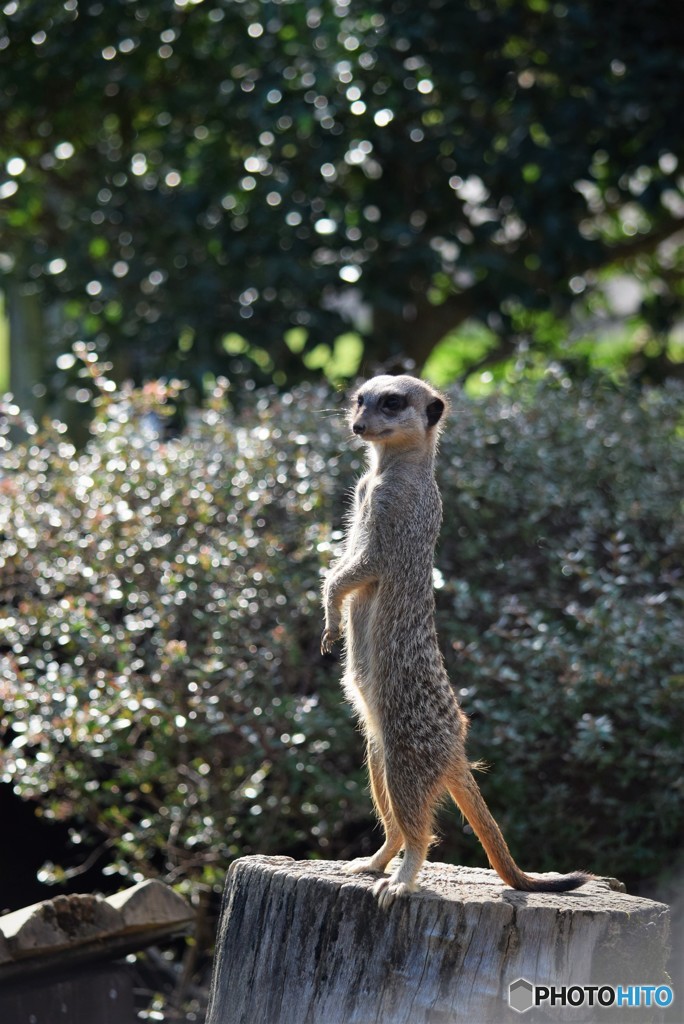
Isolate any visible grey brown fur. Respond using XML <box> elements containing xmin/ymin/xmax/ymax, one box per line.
<box><xmin>321</xmin><ymin>374</ymin><xmax>591</xmax><ymax>907</ymax></box>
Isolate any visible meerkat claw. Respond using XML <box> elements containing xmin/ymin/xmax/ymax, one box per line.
<box><xmin>320</xmin><ymin>629</ymin><xmax>336</xmax><ymax>655</ymax></box>
<box><xmin>373</xmin><ymin>878</ymin><xmax>417</xmax><ymax>909</ymax></box>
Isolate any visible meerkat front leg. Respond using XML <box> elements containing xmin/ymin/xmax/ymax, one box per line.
<box><xmin>321</xmin><ymin>555</ymin><xmax>376</xmax><ymax>654</ymax></box>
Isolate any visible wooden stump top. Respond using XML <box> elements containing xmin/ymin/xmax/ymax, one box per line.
<box><xmin>207</xmin><ymin>856</ymin><xmax>671</xmax><ymax>1024</ymax></box>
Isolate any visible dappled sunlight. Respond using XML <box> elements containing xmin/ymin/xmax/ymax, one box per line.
<box><xmin>0</xmin><ymin>1</ymin><xmax>681</xmax><ymax>393</ymax></box>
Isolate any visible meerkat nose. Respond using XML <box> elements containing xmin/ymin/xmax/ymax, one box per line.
<box><xmin>353</xmin><ymin>423</ymin><xmax>366</xmax><ymax>435</ymax></box>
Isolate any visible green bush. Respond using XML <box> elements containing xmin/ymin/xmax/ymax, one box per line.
<box><xmin>1</xmin><ymin>362</ymin><xmax>682</xmax><ymax>896</ymax></box>
<box><xmin>434</xmin><ymin>378</ymin><xmax>684</xmax><ymax>884</ymax></box>
<box><xmin>0</xmin><ymin>363</ymin><xmax>364</xmax><ymax>894</ymax></box>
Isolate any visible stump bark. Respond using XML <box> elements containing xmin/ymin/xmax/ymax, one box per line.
<box><xmin>206</xmin><ymin>856</ymin><xmax>671</xmax><ymax>1024</ymax></box>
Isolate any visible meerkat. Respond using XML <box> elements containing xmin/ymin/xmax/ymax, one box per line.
<box><xmin>321</xmin><ymin>374</ymin><xmax>591</xmax><ymax>908</ymax></box>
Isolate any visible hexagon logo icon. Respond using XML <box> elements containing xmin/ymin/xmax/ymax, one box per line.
<box><xmin>509</xmin><ymin>978</ymin><xmax>535</xmax><ymax>1014</ymax></box>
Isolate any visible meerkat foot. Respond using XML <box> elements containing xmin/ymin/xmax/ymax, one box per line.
<box><xmin>346</xmin><ymin>851</ymin><xmax>399</xmax><ymax>875</ymax></box>
<box><xmin>373</xmin><ymin>877</ymin><xmax>418</xmax><ymax>908</ymax></box>
<box><xmin>345</xmin><ymin>857</ymin><xmax>386</xmax><ymax>875</ymax></box>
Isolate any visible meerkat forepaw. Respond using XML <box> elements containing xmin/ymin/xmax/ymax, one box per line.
<box><xmin>320</xmin><ymin>625</ymin><xmax>342</xmax><ymax>655</ymax></box>
<box><xmin>373</xmin><ymin>877</ymin><xmax>417</xmax><ymax>909</ymax></box>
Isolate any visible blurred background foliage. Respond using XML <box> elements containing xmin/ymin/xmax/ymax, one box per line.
<box><xmin>1</xmin><ymin>362</ymin><xmax>682</xmax><ymax>904</ymax></box>
<box><xmin>0</xmin><ymin>0</ymin><xmax>683</xmax><ymax>418</ymax></box>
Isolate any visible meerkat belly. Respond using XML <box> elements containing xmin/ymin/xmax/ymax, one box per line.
<box><xmin>343</xmin><ymin>577</ymin><xmax>450</xmax><ymax>743</ymax></box>
<box><xmin>343</xmin><ymin>584</ymin><xmax>384</xmax><ymax>735</ymax></box>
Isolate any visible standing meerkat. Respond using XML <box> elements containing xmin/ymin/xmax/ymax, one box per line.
<box><xmin>321</xmin><ymin>374</ymin><xmax>591</xmax><ymax>908</ymax></box>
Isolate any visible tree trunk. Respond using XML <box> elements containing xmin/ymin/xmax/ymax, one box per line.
<box><xmin>207</xmin><ymin>856</ymin><xmax>671</xmax><ymax>1024</ymax></box>
<box><xmin>370</xmin><ymin>293</ymin><xmax>473</xmax><ymax>374</ymax></box>
<box><xmin>7</xmin><ymin>282</ymin><xmax>46</xmax><ymax>418</ymax></box>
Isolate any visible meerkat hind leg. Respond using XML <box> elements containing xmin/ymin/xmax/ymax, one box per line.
<box><xmin>346</xmin><ymin>837</ymin><xmax>403</xmax><ymax>876</ymax></box>
<box><xmin>346</xmin><ymin>742</ymin><xmax>403</xmax><ymax>876</ymax></box>
<box><xmin>373</xmin><ymin>844</ymin><xmax>428</xmax><ymax>909</ymax></box>
<box><xmin>373</xmin><ymin>782</ymin><xmax>436</xmax><ymax>909</ymax></box>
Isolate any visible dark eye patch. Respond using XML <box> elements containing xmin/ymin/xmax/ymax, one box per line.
<box><xmin>356</xmin><ymin>393</ymin><xmax>364</xmax><ymax>407</ymax></box>
<box><xmin>381</xmin><ymin>393</ymin><xmax>407</xmax><ymax>413</ymax></box>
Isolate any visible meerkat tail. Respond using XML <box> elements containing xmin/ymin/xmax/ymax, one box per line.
<box><xmin>515</xmin><ymin>870</ymin><xmax>592</xmax><ymax>893</ymax></box>
<box><xmin>447</xmin><ymin>769</ymin><xmax>592</xmax><ymax>893</ymax></box>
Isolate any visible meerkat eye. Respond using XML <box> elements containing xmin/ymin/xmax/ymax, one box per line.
<box><xmin>381</xmin><ymin>393</ymin><xmax>405</xmax><ymax>413</ymax></box>
<box><xmin>356</xmin><ymin>394</ymin><xmax>364</xmax><ymax>407</ymax></box>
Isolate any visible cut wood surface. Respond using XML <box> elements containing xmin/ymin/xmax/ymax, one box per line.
<box><xmin>207</xmin><ymin>856</ymin><xmax>671</xmax><ymax>1024</ymax></box>
<box><xmin>0</xmin><ymin>879</ymin><xmax>195</xmax><ymax>981</ymax></box>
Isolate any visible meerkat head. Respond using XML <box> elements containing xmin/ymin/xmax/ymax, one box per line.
<box><xmin>349</xmin><ymin>374</ymin><xmax>446</xmax><ymax>449</ymax></box>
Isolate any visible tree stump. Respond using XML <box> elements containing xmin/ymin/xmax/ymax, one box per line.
<box><xmin>206</xmin><ymin>856</ymin><xmax>671</xmax><ymax>1024</ymax></box>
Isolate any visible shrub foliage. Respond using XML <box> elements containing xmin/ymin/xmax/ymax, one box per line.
<box><xmin>1</xmin><ymin>362</ymin><xmax>682</xmax><ymax>894</ymax></box>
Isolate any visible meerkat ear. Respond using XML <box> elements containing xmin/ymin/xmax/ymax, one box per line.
<box><xmin>426</xmin><ymin>397</ymin><xmax>445</xmax><ymax>427</ymax></box>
